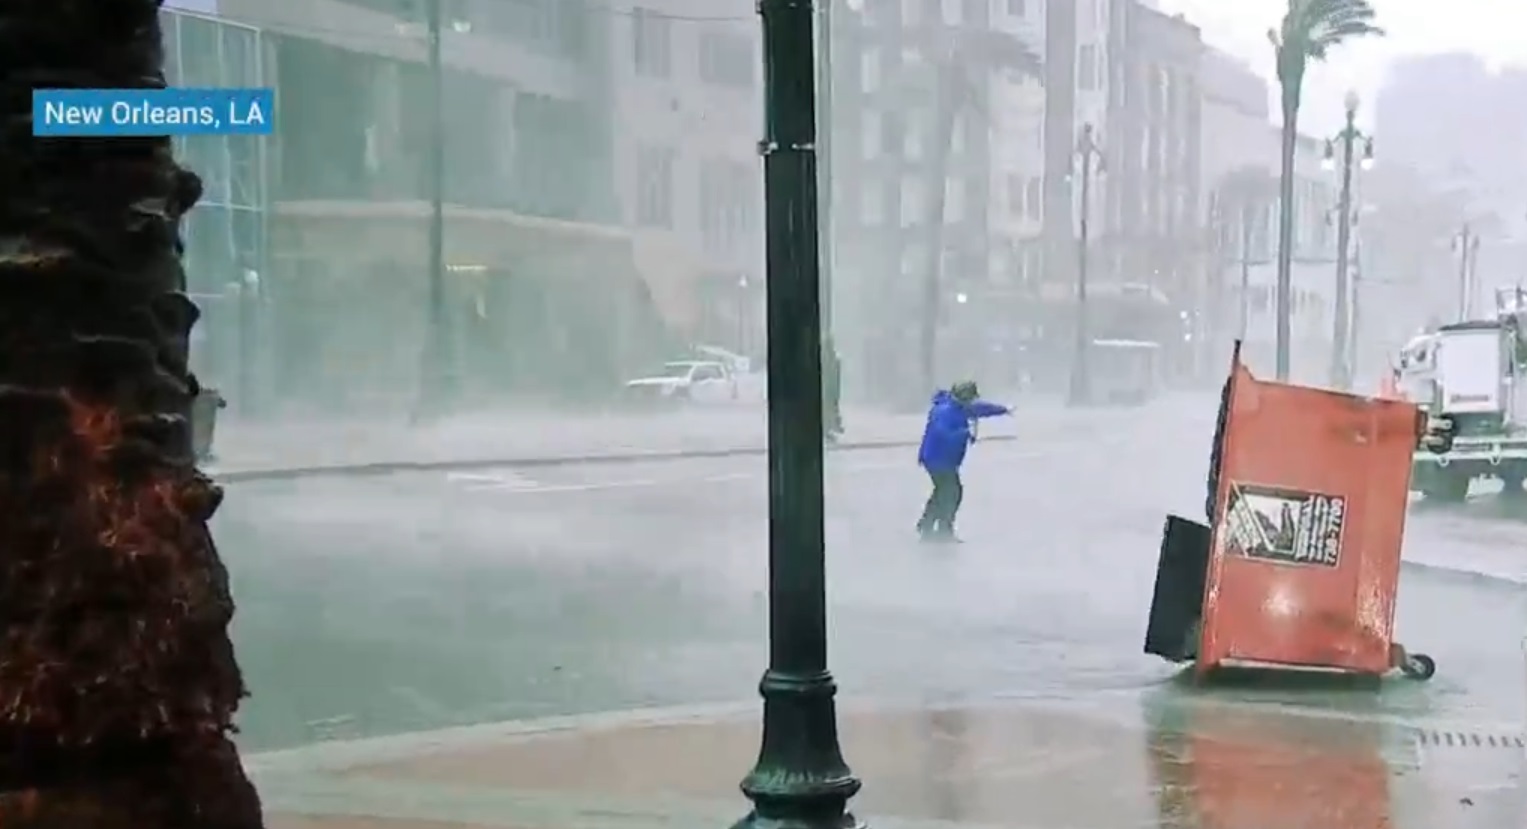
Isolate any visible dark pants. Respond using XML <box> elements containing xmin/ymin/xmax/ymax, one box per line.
<box><xmin>917</xmin><ymin>468</ymin><xmax>963</xmax><ymax>536</ymax></box>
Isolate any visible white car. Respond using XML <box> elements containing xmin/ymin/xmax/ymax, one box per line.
<box><xmin>624</xmin><ymin>361</ymin><xmax>738</xmax><ymax>404</ymax></box>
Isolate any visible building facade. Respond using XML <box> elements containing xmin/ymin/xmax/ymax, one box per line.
<box><xmin>830</xmin><ymin>0</ymin><xmax>1015</xmax><ymax>400</ymax></box>
<box><xmin>184</xmin><ymin>0</ymin><xmax>775</xmax><ymax>413</ymax></box>
<box><xmin>1105</xmin><ymin>3</ymin><xmax>1202</xmax><ymax>309</ymax></box>
<box><xmin>160</xmin><ymin>7</ymin><xmax>269</xmax><ymax>407</ymax></box>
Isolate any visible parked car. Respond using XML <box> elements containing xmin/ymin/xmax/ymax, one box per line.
<box><xmin>624</xmin><ymin>360</ymin><xmax>738</xmax><ymax>404</ymax></box>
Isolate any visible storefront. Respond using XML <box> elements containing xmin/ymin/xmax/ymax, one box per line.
<box><xmin>161</xmin><ymin>8</ymin><xmax>269</xmax><ymax>406</ymax></box>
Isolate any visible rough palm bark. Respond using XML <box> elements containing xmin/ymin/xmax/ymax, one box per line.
<box><xmin>0</xmin><ymin>1</ymin><xmax>263</xmax><ymax>826</ymax></box>
<box><xmin>1268</xmin><ymin>0</ymin><xmax>1381</xmax><ymax>381</ymax></box>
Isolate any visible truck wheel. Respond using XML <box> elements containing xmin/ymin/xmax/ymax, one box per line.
<box><xmin>1422</xmin><ymin>470</ymin><xmax>1470</xmax><ymax>503</ymax></box>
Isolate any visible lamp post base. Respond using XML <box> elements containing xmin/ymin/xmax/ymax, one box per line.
<box><xmin>734</xmin><ymin>670</ymin><xmax>864</xmax><ymax>829</ymax></box>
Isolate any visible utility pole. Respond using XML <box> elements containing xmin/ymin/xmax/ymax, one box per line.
<box><xmin>1322</xmin><ymin>90</ymin><xmax>1371</xmax><ymax>391</ymax></box>
<box><xmin>1238</xmin><ymin>206</ymin><xmax>1253</xmax><ymax>339</ymax></box>
<box><xmin>734</xmin><ymin>1</ymin><xmax>861</xmax><ymax>829</ymax></box>
<box><xmin>1453</xmin><ymin>224</ymin><xmax>1480</xmax><ymax>320</ymax></box>
<box><xmin>415</xmin><ymin>0</ymin><xmax>449</xmax><ymax>421</ymax></box>
<box><xmin>1348</xmin><ymin>234</ymin><xmax>1362</xmax><ymax>377</ymax></box>
<box><xmin>1068</xmin><ymin>123</ymin><xmax>1103</xmax><ymax>407</ymax></box>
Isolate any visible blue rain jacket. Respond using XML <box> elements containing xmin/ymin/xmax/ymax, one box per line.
<box><xmin>917</xmin><ymin>390</ymin><xmax>1010</xmax><ymax>471</ymax></box>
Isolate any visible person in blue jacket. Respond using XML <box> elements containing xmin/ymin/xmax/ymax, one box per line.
<box><xmin>916</xmin><ymin>380</ymin><xmax>1011</xmax><ymax>542</ymax></box>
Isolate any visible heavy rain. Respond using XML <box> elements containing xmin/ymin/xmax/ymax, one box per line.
<box><xmin>4</xmin><ymin>0</ymin><xmax>1527</xmax><ymax>826</ymax></box>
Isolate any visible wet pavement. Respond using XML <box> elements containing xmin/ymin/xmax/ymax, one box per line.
<box><xmin>217</xmin><ymin>394</ymin><xmax>1527</xmax><ymax>825</ymax></box>
<box><xmin>208</xmin><ymin>395</ymin><xmax>1134</xmax><ymax>479</ymax></box>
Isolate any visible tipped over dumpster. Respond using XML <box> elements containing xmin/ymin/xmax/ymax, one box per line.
<box><xmin>1144</xmin><ymin>344</ymin><xmax>1436</xmax><ymax>681</ymax></box>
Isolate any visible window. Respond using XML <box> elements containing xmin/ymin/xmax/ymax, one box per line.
<box><xmin>1006</xmin><ymin>174</ymin><xmax>1023</xmax><ymax>214</ymax></box>
<box><xmin>693</xmin><ymin>364</ymin><xmax>723</xmax><ymax>381</ymax></box>
<box><xmin>902</xmin><ymin>0</ymin><xmax>921</xmax><ymax>25</ymax></box>
<box><xmin>950</xmin><ymin>115</ymin><xmax>966</xmax><ymax>154</ymax></box>
<box><xmin>861</xmin><ymin>110</ymin><xmax>882</xmax><ymax>157</ymax></box>
<box><xmin>635</xmin><ymin>144</ymin><xmax>674</xmax><ymax>226</ymax></box>
<box><xmin>901</xmin><ymin>176</ymin><xmax>924</xmax><ymax>226</ymax></box>
<box><xmin>1024</xmin><ymin>176</ymin><xmax>1042</xmax><ymax>221</ymax></box>
<box><xmin>941</xmin><ymin>0</ymin><xmax>962</xmax><ymax>24</ymax></box>
<box><xmin>861</xmin><ymin>180</ymin><xmax>884</xmax><ymax>225</ymax></box>
<box><xmin>945</xmin><ymin>178</ymin><xmax>965</xmax><ymax>222</ymax></box>
<box><xmin>905</xmin><ymin>119</ymin><xmax>924</xmax><ymax>159</ymax></box>
<box><xmin>1077</xmin><ymin>44</ymin><xmax>1098</xmax><ymax>91</ymax></box>
<box><xmin>632</xmin><ymin>8</ymin><xmax>671</xmax><ymax>76</ymax></box>
<box><xmin>881</xmin><ymin>112</ymin><xmax>904</xmax><ymax>157</ymax></box>
<box><xmin>1006</xmin><ymin>0</ymin><xmax>1025</xmax><ymax>15</ymax></box>
<box><xmin>700</xmin><ymin>158</ymin><xmax>758</xmax><ymax>252</ymax></box>
<box><xmin>699</xmin><ymin>29</ymin><xmax>754</xmax><ymax>87</ymax></box>
<box><xmin>860</xmin><ymin>47</ymin><xmax>881</xmax><ymax>93</ymax></box>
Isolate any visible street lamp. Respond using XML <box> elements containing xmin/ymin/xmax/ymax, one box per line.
<box><xmin>1068</xmin><ymin>123</ymin><xmax>1104</xmax><ymax>407</ymax></box>
<box><xmin>400</xmin><ymin>0</ymin><xmax>471</xmax><ymax>422</ymax></box>
<box><xmin>1452</xmin><ymin>224</ymin><xmax>1482</xmax><ymax>319</ymax></box>
<box><xmin>1321</xmin><ymin>90</ymin><xmax>1372</xmax><ymax>391</ymax></box>
<box><xmin>735</xmin><ymin>1</ymin><xmax>861</xmax><ymax>829</ymax></box>
<box><xmin>955</xmin><ymin>292</ymin><xmax>968</xmax><ymax>304</ymax></box>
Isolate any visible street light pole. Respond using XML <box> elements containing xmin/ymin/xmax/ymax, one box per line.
<box><xmin>816</xmin><ymin>0</ymin><xmax>834</xmax><ymax>336</ymax></box>
<box><xmin>1348</xmin><ymin>233</ymin><xmax>1362</xmax><ymax>376</ymax></box>
<box><xmin>1323</xmin><ymin>90</ymin><xmax>1370</xmax><ymax>391</ymax></box>
<box><xmin>416</xmin><ymin>0</ymin><xmax>449</xmax><ymax>420</ymax></box>
<box><xmin>735</xmin><ymin>1</ymin><xmax>861</xmax><ymax>828</ymax></box>
<box><xmin>1068</xmin><ymin>123</ymin><xmax>1103</xmax><ymax>407</ymax></box>
<box><xmin>1453</xmin><ymin>223</ymin><xmax>1480</xmax><ymax>319</ymax></box>
<box><xmin>1238</xmin><ymin>206</ymin><xmax>1253</xmax><ymax>340</ymax></box>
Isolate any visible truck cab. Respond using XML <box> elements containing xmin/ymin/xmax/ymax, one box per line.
<box><xmin>1411</xmin><ymin>306</ymin><xmax>1527</xmax><ymax>501</ymax></box>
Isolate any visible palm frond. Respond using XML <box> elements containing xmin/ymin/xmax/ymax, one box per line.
<box><xmin>1276</xmin><ymin>0</ymin><xmax>1382</xmax><ymax>65</ymax></box>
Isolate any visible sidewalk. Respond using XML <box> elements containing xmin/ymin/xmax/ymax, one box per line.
<box><xmin>250</xmin><ymin>697</ymin><xmax>1503</xmax><ymax>829</ymax></box>
<box><xmin>208</xmin><ymin>396</ymin><xmax>1173</xmax><ymax>482</ymax></box>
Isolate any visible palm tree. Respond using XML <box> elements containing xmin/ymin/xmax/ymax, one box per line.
<box><xmin>1268</xmin><ymin>0</ymin><xmax>1381</xmax><ymax>380</ymax></box>
<box><xmin>0</xmin><ymin>2</ymin><xmax>263</xmax><ymax>826</ymax></box>
<box><xmin>912</xmin><ymin>29</ymin><xmax>1043</xmax><ymax>395</ymax></box>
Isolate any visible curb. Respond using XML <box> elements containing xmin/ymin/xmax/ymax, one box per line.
<box><xmin>213</xmin><ymin>435</ymin><xmax>1019</xmax><ymax>484</ymax></box>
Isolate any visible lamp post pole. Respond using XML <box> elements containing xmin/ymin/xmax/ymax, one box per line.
<box><xmin>412</xmin><ymin>0</ymin><xmax>451</xmax><ymax>422</ymax></box>
<box><xmin>1068</xmin><ymin>123</ymin><xmax>1103</xmax><ymax>407</ymax></box>
<box><xmin>734</xmin><ymin>1</ymin><xmax>861</xmax><ymax>828</ymax></box>
<box><xmin>1453</xmin><ymin>224</ymin><xmax>1481</xmax><ymax>320</ymax></box>
<box><xmin>1323</xmin><ymin>90</ymin><xmax>1371</xmax><ymax>391</ymax></box>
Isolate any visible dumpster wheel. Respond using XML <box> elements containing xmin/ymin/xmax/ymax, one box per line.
<box><xmin>1399</xmin><ymin>652</ymin><xmax>1436</xmax><ymax>681</ymax></box>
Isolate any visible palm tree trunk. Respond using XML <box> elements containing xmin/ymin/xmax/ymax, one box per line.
<box><xmin>1274</xmin><ymin>74</ymin><xmax>1302</xmax><ymax>381</ymax></box>
<box><xmin>917</xmin><ymin>78</ymin><xmax>959</xmax><ymax>395</ymax></box>
<box><xmin>0</xmin><ymin>3</ymin><xmax>263</xmax><ymax>827</ymax></box>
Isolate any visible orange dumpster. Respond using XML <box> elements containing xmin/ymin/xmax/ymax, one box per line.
<box><xmin>1144</xmin><ymin>345</ymin><xmax>1434</xmax><ymax>679</ymax></box>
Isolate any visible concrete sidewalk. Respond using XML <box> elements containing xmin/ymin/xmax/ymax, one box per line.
<box><xmin>207</xmin><ymin>397</ymin><xmax>1163</xmax><ymax>482</ymax></box>
<box><xmin>251</xmin><ymin>697</ymin><xmax>1503</xmax><ymax>829</ymax></box>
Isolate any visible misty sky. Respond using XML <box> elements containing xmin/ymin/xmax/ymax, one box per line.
<box><xmin>1155</xmin><ymin>0</ymin><xmax>1525</xmax><ymax>131</ymax></box>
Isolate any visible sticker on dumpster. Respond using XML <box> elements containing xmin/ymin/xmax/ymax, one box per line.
<box><xmin>1219</xmin><ymin>482</ymin><xmax>1345</xmax><ymax>567</ymax></box>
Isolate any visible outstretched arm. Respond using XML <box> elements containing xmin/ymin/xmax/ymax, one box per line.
<box><xmin>966</xmin><ymin>399</ymin><xmax>1010</xmax><ymax>419</ymax></box>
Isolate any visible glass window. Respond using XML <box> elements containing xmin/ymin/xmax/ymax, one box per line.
<box><xmin>861</xmin><ymin>179</ymin><xmax>884</xmax><ymax>225</ymax></box>
<box><xmin>861</xmin><ymin>110</ymin><xmax>881</xmax><ymax>158</ymax></box>
<box><xmin>186</xmin><ymin>135</ymin><xmax>230</xmax><ymax>205</ymax></box>
<box><xmin>160</xmin><ymin>11</ymin><xmax>182</xmax><ymax>85</ymax></box>
<box><xmin>178</xmin><ymin>15</ymin><xmax>221</xmax><ymax>86</ymax></box>
<box><xmin>1077</xmin><ymin>44</ymin><xmax>1099</xmax><ymax>91</ymax></box>
<box><xmin>901</xmin><ymin>176</ymin><xmax>923</xmax><ymax>226</ymax></box>
<box><xmin>860</xmin><ymin>48</ymin><xmax>880</xmax><ymax>93</ymax></box>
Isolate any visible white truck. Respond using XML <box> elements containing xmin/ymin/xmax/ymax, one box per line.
<box><xmin>1409</xmin><ymin>288</ymin><xmax>1527</xmax><ymax>501</ymax></box>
